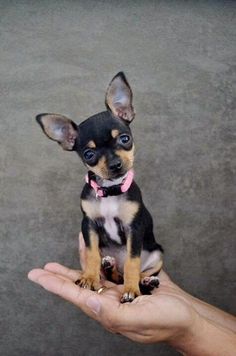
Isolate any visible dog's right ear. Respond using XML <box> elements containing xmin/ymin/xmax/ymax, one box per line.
<box><xmin>36</xmin><ymin>113</ymin><xmax>78</xmax><ymax>151</ymax></box>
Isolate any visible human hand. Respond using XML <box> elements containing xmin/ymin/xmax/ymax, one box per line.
<box><xmin>28</xmin><ymin>233</ymin><xmax>200</xmax><ymax>345</ymax></box>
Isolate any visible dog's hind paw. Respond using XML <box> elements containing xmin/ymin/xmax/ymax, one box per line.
<box><xmin>101</xmin><ymin>256</ymin><xmax>123</xmax><ymax>284</ymax></box>
<box><xmin>101</xmin><ymin>256</ymin><xmax>116</xmax><ymax>270</ymax></box>
<box><xmin>139</xmin><ymin>275</ymin><xmax>160</xmax><ymax>295</ymax></box>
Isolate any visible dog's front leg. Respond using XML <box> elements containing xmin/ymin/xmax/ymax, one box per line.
<box><xmin>121</xmin><ymin>226</ymin><xmax>142</xmax><ymax>303</ymax></box>
<box><xmin>76</xmin><ymin>216</ymin><xmax>101</xmax><ymax>291</ymax></box>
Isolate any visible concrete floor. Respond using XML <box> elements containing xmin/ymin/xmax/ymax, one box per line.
<box><xmin>1</xmin><ymin>1</ymin><xmax>235</xmax><ymax>355</ymax></box>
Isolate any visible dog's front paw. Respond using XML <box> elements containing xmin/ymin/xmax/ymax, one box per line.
<box><xmin>120</xmin><ymin>288</ymin><xmax>140</xmax><ymax>303</ymax></box>
<box><xmin>75</xmin><ymin>275</ymin><xmax>101</xmax><ymax>291</ymax></box>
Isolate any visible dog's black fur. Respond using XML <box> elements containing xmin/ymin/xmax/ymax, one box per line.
<box><xmin>36</xmin><ymin>72</ymin><xmax>163</xmax><ymax>302</ymax></box>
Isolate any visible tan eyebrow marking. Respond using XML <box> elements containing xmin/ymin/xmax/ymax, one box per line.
<box><xmin>87</xmin><ymin>140</ymin><xmax>96</xmax><ymax>148</ymax></box>
<box><xmin>111</xmin><ymin>129</ymin><xmax>120</xmax><ymax>138</ymax></box>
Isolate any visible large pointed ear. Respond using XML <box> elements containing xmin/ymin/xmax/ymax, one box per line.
<box><xmin>36</xmin><ymin>113</ymin><xmax>78</xmax><ymax>151</ymax></box>
<box><xmin>105</xmin><ymin>72</ymin><xmax>135</xmax><ymax>123</ymax></box>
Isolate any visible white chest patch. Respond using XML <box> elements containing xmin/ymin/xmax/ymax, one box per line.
<box><xmin>99</xmin><ymin>196</ymin><xmax>121</xmax><ymax>243</ymax></box>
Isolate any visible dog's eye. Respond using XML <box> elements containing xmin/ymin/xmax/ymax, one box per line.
<box><xmin>83</xmin><ymin>149</ymin><xmax>95</xmax><ymax>161</ymax></box>
<box><xmin>118</xmin><ymin>134</ymin><xmax>130</xmax><ymax>145</ymax></box>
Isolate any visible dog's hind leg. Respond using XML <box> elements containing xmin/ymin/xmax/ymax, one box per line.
<box><xmin>139</xmin><ymin>259</ymin><xmax>163</xmax><ymax>295</ymax></box>
<box><xmin>101</xmin><ymin>256</ymin><xmax>123</xmax><ymax>284</ymax></box>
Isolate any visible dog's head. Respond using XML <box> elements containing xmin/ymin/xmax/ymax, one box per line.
<box><xmin>36</xmin><ymin>72</ymin><xmax>136</xmax><ymax>180</ymax></box>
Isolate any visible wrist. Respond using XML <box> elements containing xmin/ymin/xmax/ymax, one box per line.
<box><xmin>169</xmin><ymin>311</ymin><xmax>236</xmax><ymax>356</ymax></box>
<box><xmin>189</xmin><ymin>295</ymin><xmax>236</xmax><ymax>333</ymax></box>
<box><xmin>167</xmin><ymin>308</ymin><xmax>204</xmax><ymax>355</ymax></box>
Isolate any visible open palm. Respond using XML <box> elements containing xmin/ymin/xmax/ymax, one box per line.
<box><xmin>28</xmin><ymin>235</ymin><xmax>196</xmax><ymax>344</ymax></box>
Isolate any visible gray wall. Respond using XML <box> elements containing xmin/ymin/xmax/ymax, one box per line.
<box><xmin>1</xmin><ymin>1</ymin><xmax>235</xmax><ymax>355</ymax></box>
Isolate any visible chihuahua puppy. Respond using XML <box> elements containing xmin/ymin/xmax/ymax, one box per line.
<box><xmin>36</xmin><ymin>72</ymin><xmax>163</xmax><ymax>303</ymax></box>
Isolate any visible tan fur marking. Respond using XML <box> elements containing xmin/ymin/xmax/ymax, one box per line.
<box><xmin>85</xmin><ymin>231</ymin><xmax>101</xmax><ymax>277</ymax></box>
<box><xmin>111</xmin><ymin>269</ymin><xmax>123</xmax><ymax>283</ymax></box>
<box><xmin>123</xmin><ymin>237</ymin><xmax>141</xmax><ymax>296</ymax></box>
<box><xmin>81</xmin><ymin>200</ymin><xmax>99</xmax><ymax>220</ymax></box>
<box><xmin>87</xmin><ymin>156</ymin><xmax>109</xmax><ymax>179</ymax></box>
<box><xmin>105</xmin><ymin>264</ymin><xmax>123</xmax><ymax>283</ymax></box>
<box><xmin>81</xmin><ymin>199</ymin><xmax>139</xmax><ymax>225</ymax></box>
<box><xmin>124</xmin><ymin>256</ymin><xmax>141</xmax><ymax>296</ymax></box>
<box><xmin>111</xmin><ymin>129</ymin><xmax>120</xmax><ymax>138</ymax></box>
<box><xmin>115</xmin><ymin>145</ymin><xmax>135</xmax><ymax>171</ymax></box>
<box><xmin>119</xmin><ymin>201</ymin><xmax>139</xmax><ymax>225</ymax></box>
<box><xmin>140</xmin><ymin>259</ymin><xmax>163</xmax><ymax>279</ymax></box>
<box><xmin>87</xmin><ymin>140</ymin><xmax>96</xmax><ymax>148</ymax></box>
<box><xmin>80</xmin><ymin>230</ymin><xmax>101</xmax><ymax>290</ymax></box>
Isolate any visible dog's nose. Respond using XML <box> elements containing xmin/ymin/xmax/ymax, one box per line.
<box><xmin>109</xmin><ymin>159</ymin><xmax>122</xmax><ymax>172</ymax></box>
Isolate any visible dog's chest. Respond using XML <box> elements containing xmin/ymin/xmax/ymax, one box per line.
<box><xmin>99</xmin><ymin>196</ymin><xmax>122</xmax><ymax>243</ymax></box>
<box><xmin>82</xmin><ymin>194</ymin><xmax>138</xmax><ymax>244</ymax></box>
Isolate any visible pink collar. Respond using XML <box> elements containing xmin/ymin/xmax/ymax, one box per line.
<box><xmin>85</xmin><ymin>170</ymin><xmax>134</xmax><ymax>198</ymax></box>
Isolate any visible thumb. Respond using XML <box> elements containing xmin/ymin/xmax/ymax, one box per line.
<box><xmin>84</xmin><ymin>294</ymin><xmax>124</xmax><ymax>332</ymax></box>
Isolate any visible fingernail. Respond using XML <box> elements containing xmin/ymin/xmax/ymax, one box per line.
<box><xmin>86</xmin><ymin>296</ymin><xmax>101</xmax><ymax>315</ymax></box>
<box><xmin>28</xmin><ymin>270</ymin><xmax>36</xmax><ymax>282</ymax></box>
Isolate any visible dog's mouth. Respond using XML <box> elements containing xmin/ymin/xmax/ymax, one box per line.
<box><xmin>87</xmin><ymin>168</ymin><xmax>127</xmax><ymax>181</ymax></box>
<box><xmin>108</xmin><ymin>169</ymin><xmax>127</xmax><ymax>180</ymax></box>
<box><xmin>86</xmin><ymin>158</ymin><xmax>133</xmax><ymax>181</ymax></box>
<box><xmin>94</xmin><ymin>166</ymin><xmax>129</xmax><ymax>181</ymax></box>
<box><xmin>95</xmin><ymin>170</ymin><xmax>130</xmax><ymax>189</ymax></box>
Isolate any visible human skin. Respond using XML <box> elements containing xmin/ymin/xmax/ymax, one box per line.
<box><xmin>28</xmin><ymin>234</ymin><xmax>236</xmax><ymax>355</ymax></box>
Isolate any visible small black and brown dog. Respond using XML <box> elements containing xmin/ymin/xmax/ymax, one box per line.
<box><xmin>36</xmin><ymin>72</ymin><xmax>163</xmax><ymax>303</ymax></box>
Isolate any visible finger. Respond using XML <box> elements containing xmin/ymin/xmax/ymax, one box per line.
<box><xmin>44</xmin><ymin>262</ymin><xmax>83</xmax><ymax>282</ymax></box>
<box><xmin>78</xmin><ymin>232</ymin><xmax>86</xmax><ymax>270</ymax></box>
<box><xmin>28</xmin><ymin>268</ymin><xmax>82</xmax><ymax>302</ymax></box>
<box><xmin>28</xmin><ymin>268</ymin><xmax>99</xmax><ymax>316</ymax></box>
<box><xmin>28</xmin><ymin>269</ymin><xmax>118</xmax><ymax>310</ymax></box>
<box><xmin>44</xmin><ymin>262</ymin><xmax>119</xmax><ymax>290</ymax></box>
<box><xmin>28</xmin><ymin>268</ymin><xmax>124</xmax><ymax>326</ymax></box>
<box><xmin>28</xmin><ymin>268</ymin><xmax>141</xmax><ymax>333</ymax></box>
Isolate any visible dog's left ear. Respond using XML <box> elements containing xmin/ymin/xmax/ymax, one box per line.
<box><xmin>105</xmin><ymin>72</ymin><xmax>135</xmax><ymax>123</ymax></box>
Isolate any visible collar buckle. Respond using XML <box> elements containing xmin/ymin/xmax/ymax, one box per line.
<box><xmin>99</xmin><ymin>187</ymin><xmax>108</xmax><ymax>198</ymax></box>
